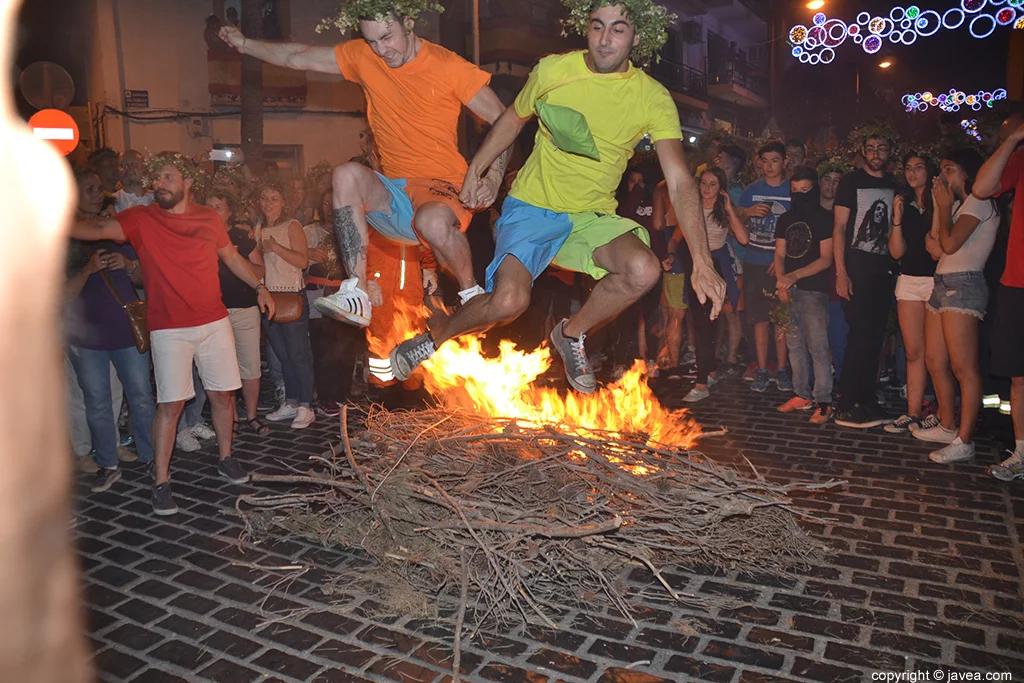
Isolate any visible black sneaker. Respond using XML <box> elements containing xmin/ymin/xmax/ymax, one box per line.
<box><xmin>217</xmin><ymin>458</ymin><xmax>250</xmax><ymax>485</ymax></box>
<box><xmin>835</xmin><ymin>404</ymin><xmax>887</xmax><ymax>429</ymax></box>
<box><xmin>91</xmin><ymin>468</ymin><xmax>122</xmax><ymax>493</ymax></box>
<box><xmin>151</xmin><ymin>483</ymin><xmax>179</xmax><ymax>516</ymax></box>
<box><xmin>390</xmin><ymin>332</ymin><xmax>436</xmax><ymax>382</ymax></box>
<box><xmin>549</xmin><ymin>320</ymin><xmax>596</xmax><ymax>394</ymax></box>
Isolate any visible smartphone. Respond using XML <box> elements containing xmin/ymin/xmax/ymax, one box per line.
<box><xmin>210</xmin><ymin>149</ymin><xmax>234</xmax><ymax>162</ymax></box>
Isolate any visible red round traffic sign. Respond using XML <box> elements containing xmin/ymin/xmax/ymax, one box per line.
<box><xmin>28</xmin><ymin>109</ymin><xmax>80</xmax><ymax>156</ymax></box>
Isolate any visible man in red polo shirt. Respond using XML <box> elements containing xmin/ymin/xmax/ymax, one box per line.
<box><xmin>976</xmin><ymin>119</ymin><xmax>1024</xmax><ymax>480</ymax></box>
<box><xmin>71</xmin><ymin>153</ymin><xmax>274</xmax><ymax>515</ymax></box>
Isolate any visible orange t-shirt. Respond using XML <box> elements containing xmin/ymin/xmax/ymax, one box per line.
<box><xmin>335</xmin><ymin>39</ymin><xmax>490</xmax><ymax>186</ymax></box>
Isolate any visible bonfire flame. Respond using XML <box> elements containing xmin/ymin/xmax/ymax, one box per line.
<box><xmin>383</xmin><ymin>299</ymin><xmax>700</xmax><ymax>450</ymax></box>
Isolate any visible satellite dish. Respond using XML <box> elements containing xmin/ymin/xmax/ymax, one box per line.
<box><xmin>20</xmin><ymin>61</ymin><xmax>75</xmax><ymax>110</ymax></box>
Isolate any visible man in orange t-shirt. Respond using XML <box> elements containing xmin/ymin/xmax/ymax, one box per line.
<box><xmin>220</xmin><ymin>5</ymin><xmax>510</xmax><ymax>328</ymax></box>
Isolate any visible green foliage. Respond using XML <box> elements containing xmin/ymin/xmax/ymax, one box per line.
<box><xmin>560</xmin><ymin>0</ymin><xmax>676</xmax><ymax>67</ymax></box>
<box><xmin>146</xmin><ymin>152</ymin><xmax>209</xmax><ymax>199</ymax></box>
<box><xmin>847</xmin><ymin>120</ymin><xmax>902</xmax><ymax>158</ymax></box>
<box><xmin>316</xmin><ymin>0</ymin><xmax>444</xmax><ymax>34</ymax></box>
<box><xmin>816</xmin><ymin>151</ymin><xmax>853</xmax><ymax>178</ymax></box>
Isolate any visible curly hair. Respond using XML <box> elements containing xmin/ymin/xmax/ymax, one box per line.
<box><xmin>560</xmin><ymin>0</ymin><xmax>676</xmax><ymax>67</ymax></box>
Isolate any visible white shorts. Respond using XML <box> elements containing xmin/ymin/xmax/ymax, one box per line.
<box><xmin>228</xmin><ymin>307</ymin><xmax>262</xmax><ymax>380</ymax></box>
<box><xmin>895</xmin><ymin>274</ymin><xmax>935</xmax><ymax>303</ymax></box>
<box><xmin>150</xmin><ymin>317</ymin><xmax>241</xmax><ymax>403</ymax></box>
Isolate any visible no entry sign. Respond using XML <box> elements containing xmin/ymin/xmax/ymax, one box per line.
<box><xmin>28</xmin><ymin>108</ymin><xmax>80</xmax><ymax>156</ymax></box>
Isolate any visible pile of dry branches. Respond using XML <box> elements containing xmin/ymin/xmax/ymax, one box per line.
<box><xmin>237</xmin><ymin>406</ymin><xmax>840</xmax><ymax>677</ymax></box>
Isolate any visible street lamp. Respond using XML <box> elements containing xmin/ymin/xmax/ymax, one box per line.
<box><xmin>878</xmin><ymin>59</ymin><xmax>893</xmax><ymax>69</ymax></box>
<box><xmin>806</xmin><ymin>1</ymin><xmax>825</xmax><ymax>9</ymax></box>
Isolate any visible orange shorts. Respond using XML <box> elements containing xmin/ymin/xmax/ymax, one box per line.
<box><xmin>366</xmin><ymin>174</ymin><xmax>473</xmax><ymax>246</ymax></box>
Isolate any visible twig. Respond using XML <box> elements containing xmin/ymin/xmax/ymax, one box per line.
<box><xmin>374</xmin><ymin>413</ymin><xmax>454</xmax><ymax>501</ymax></box>
<box><xmin>343</xmin><ymin>405</ymin><xmax>398</xmax><ymax>541</ymax></box>
<box><xmin>452</xmin><ymin>548</ymin><xmax>469</xmax><ymax>683</ymax></box>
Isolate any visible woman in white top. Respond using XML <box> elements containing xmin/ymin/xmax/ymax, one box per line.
<box><xmin>917</xmin><ymin>148</ymin><xmax>1000</xmax><ymax>464</ymax></box>
<box><xmin>259</xmin><ymin>183</ymin><xmax>315</xmax><ymax>429</ymax></box>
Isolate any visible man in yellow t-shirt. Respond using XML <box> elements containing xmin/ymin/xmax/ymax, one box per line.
<box><xmin>390</xmin><ymin>1</ymin><xmax>725</xmax><ymax>392</ymax></box>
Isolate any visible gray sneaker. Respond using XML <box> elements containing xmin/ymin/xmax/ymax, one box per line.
<box><xmin>990</xmin><ymin>451</ymin><xmax>1024</xmax><ymax>481</ymax></box>
<box><xmin>549</xmin><ymin>320</ymin><xmax>596</xmax><ymax>394</ymax></box>
<box><xmin>390</xmin><ymin>332</ymin><xmax>436</xmax><ymax>382</ymax></box>
<box><xmin>91</xmin><ymin>468</ymin><xmax>122</xmax><ymax>493</ymax></box>
<box><xmin>151</xmin><ymin>483</ymin><xmax>179</xmax><ymax>516</ymax></box>
<box><xmin>217</xmin><ymin>458</ymin><xmax>250</xmax><ymax>485</ymax></box>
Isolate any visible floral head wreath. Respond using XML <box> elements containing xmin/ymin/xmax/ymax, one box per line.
<box><xmin>847</xmin><ymin>121</ymin><xmax>901</xmax><ymax>155</ymax></box>
<box><xmin>316</xmin><ymin>0</ymin><xmax>443</xmax><ymax>34</ymax></box>
<box><xmin>146</xmin><ymin>152</ymin><xmax>209</xmax><ymax>199</ymax></box>
<box><xmin>816</xmin><ymin>152</ymin><xmax>853</xmax><ymax>178</ymax></box>
<box><xmin>560</xmin><ymin>0</ymin><xmax>676</xmax><ymax>67</ymax></box>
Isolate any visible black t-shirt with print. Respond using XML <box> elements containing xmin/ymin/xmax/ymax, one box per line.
<box><xmin>836</xmin><ymin>168</ymin><xmax>897</xmax><ymax>260</ymax></box>
<box><xmin>774</xmin><ymin>203</ymin><xmax>833</xmax><ymax>293</ymax></box>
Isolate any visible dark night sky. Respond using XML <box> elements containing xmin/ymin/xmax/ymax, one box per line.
<box><xmin>777</xmin><ymin>0</ymin><xmax>1013</xmax><ymax>143</ymax></box>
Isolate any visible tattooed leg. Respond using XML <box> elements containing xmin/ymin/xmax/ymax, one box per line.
<box><xmin>332</xmin><ymin>206</ymin><xmax>368</xmax><ymax>287</ymax></box>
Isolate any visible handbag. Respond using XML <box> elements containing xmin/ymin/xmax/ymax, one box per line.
<box><xmin>97</xmin><ymin>268</ymin><xmax>150</xmax><ymax>355</ymax></box>
<box><xmin>270</xmin><ymin>291</ymin><xmax>304</xmax><ymax>324</ymax></box>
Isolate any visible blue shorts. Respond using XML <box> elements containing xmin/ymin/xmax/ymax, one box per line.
<box><xmin>365</xmin><ymin>173</ymin><xmax>473</xmax><ymax>247</ymax></box>
<box><xmin>485</xmin><ymin>196</ymin><xmax>573</xmax><ymax>292</ymax></box>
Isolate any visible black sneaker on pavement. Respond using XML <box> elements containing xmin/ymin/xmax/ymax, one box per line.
<box><xmin>151</xmin><ymin>483</ymin><xmax>179</xmax><ymax>516</ymax></box>
<box><xmin>390</xmin><ymin>332</ymin><xmax>437</xmax><ymax>382</ymax></box>
<box><xmin>884</xmin><ymin>414</ymin><xmax>919</xmax><ymax>434</ymax></box>
<box><xmin>835</xmin><ymin>404</ymin><xmax>888</xmax><ymax>429</ymax></box>
<box><xmin>549</xmin><ymin>320</ymin><xmax>596</xmax><ymax>394</ymax></box>
<box><xmin>218</xmin><ymin>457</ymin><xmax>250</xmax><ymax>485</ymax></box>
<box><xmin>91</xmin><ymin>468</ymin><xmax>122</xmax><ymax>493</ymax></box>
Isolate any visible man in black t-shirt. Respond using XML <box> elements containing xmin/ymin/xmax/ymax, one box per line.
<box><xmin>773</xmin><ymin>167</ymin><xmax>835</xmax><ymax>423</ymax></box>
<box><xmin>832</xmin><ymin>135</ymin><xmax>898</xmax><ymax>429</ymax></box>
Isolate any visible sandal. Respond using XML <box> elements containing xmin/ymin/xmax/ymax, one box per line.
<box><xmin>244</xmin><ymin>418</ymin><xmax>271</xmax><ymax>435</ymax></box>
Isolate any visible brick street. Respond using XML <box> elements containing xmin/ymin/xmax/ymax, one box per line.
<box><xmin>76</xmin><ymin>375</ymin><xmax>1024</xmax><ymax>683</ymax></box>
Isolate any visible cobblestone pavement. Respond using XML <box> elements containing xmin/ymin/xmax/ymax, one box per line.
<box><xmin>76</xmin><ymin>374</ymin><xmax>1024</xmax><ymax>683</ymax></box>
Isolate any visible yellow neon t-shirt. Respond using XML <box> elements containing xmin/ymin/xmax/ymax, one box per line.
<box><xmin>510</xmin><ymin>50</ymin><xmax>681</xmax><ymax>215</ymax></box>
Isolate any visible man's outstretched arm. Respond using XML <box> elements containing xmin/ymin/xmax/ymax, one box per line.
<box><xmin>656</xmin><ymin>138</ymin><xmax>726</xmax><ymax>318</ymax></box>
<box><xmin>218</xmin><ymin>25</ymin><xmax>341</xmax><ymax>74</ymax></box>
<box><xmin>69</xmin><ymin>217</ymin><xmax>125</xmax><ymax>243</ymax></box>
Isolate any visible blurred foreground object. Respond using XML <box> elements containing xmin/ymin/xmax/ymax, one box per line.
<box><xmin>0</xmin><ymin>0</ymin><xmax>91</xmax><ymax>681</ymax></box>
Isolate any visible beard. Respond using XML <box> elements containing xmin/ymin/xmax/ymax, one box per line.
<box><xmin>155</xmin><ymin>189</ymin><xmax>185</xmax><ymax>210</ymax></box>
<box><xmin>866</xmin><ymin>157</ymin><xmax>887</xmax><ymax>172</ymax></box>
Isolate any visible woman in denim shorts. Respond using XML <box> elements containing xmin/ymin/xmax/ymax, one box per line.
<box><xmin>917</xmin><ymin>149</ymin><xmax>1000</xmax><ymax>464</ymax></box>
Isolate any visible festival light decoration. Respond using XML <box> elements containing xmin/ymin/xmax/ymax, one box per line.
<box><xmin>962</xmin><ymin>119</ymin><xmax>982</xmax><ymax>141</ymax></box>
<box><xmin>902</xmin><ymin>87</ymin><xmax>1007</xmax><ymax>113</ymax></box>
<box><xmin>789</xmin><ymin>1</ymin><xmax>1024</xmax><ymax>64</ymax></box>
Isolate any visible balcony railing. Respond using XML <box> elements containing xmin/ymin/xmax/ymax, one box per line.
<box><xmin>650</xmin><ymin>60</ymin><xmax>708</xmax><ymax>100</ymax></box>
<box><xmin>708</xmin><ymin>61</ymin><xmax>769</xmax><ymax>98</ymax></box>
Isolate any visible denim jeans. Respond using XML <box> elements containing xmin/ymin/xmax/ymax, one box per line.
<box><xmin>786</xmin><ymin>290</ymin><xmax>833</xmax><ymax>404</ymax></box>
<box><xmin>69</xmin><ymin>345</ymin><xmax>156</xmax><ymax>468</ymax></box>
<box><xmin>65</xmin><ymin>350</ymin><xmax>122</xmax><ymax>457</ymax></box>
<box><xmin>827</xmin><ymin>300</ymin><xmax>848</xmax><ymax>383</ymax></box>
<box><xmin>264</xmin><ymin>295</ymin><xmax>314</xmax><ymax>405</ymax></box>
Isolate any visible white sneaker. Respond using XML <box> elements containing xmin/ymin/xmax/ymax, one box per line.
<box><xmin>266</xmin><ymin>404</ymin><xmax>299</xmax><ymax>422</ymax></box>
<box><xmin>291</xmin><ymin>406</ymin><xmax>315</xmax><ymax>429</ymax></box>
<box><xmin>191</xmin><ymin>422</ymin><xmax>216</xmax><ymax>440</ymax></box>
<box><xmin>990</xmin><ymin>450</ymin><xmax>1024</xmax><ymax>481</ymax></box>
<box><xmin>314</xmin><ymin>277</ymin><xmax>371</xmax><ymax>327</ymax></box>
<box><xmin>912</xmin><ymin>423</ymin><xmax>958</xmax><ymax>444</ymax></box>
<box><xmin>683</xmin><ymin>387</ymin><xmax>710</xmax><ymax>403</ymax></box>
<box><xmin>929</xmin><ymin>436</ymin><xmax>975</xmax><ymax>464</ymax></box>
<box><xmin>909</xmin><ymin>414</ymin><xmax>939</xmax><ymax>433</ymax></box>
<box><xmin>175</xmin><ymin>429</ymin><xmax>201</xmax><ymax>452</ymax></box>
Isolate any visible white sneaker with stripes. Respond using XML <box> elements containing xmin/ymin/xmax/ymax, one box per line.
<box><xmin>314</xmin><ymin>277</ymin><xmax>372</xmax><ymax>327</ymax></box>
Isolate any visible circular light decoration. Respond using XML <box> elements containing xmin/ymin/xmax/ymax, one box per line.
<box><xmin>820</xmin><ymin>47</ymin><xmax>836</xmax><ymax>63</ymax></box>
<box><xmin>790</xmin><ymin>3</ymin><xmax>1018</xmax><ymax>65</ymax></box>
<box><xmin>903</xmin><ymin>86</ymin><xmax>1007</xmax><ymax>114</ymax></box>
<box><xmin>971</xmin><ymin>13</ymin><xmax>997</xmax><ymax>38</ymax></box>
<box><xmin>962</xmin><ymin>119</ymin><xmax>982</xmax><ymax>142</ymax></box>
<box><xmin>996</xmin><ymin>8</ymin><xmax>1017</xmax><ymax>25</ymax></box>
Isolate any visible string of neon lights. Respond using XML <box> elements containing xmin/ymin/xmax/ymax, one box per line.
<box><xmin>789</xmin><ymin>1</ymin><xmax>1023</xmax><ymax>64</ymax></box>
<box><xmin>903</xmin><ymin>88</ymin><xmax>1007</xmax><ymax>112</ymax></box>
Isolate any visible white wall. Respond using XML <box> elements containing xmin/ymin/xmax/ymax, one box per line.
<box><xmin>92</xmin><ymin>0</ymin><xmax>368</xmax><ymax>169</ymax></box>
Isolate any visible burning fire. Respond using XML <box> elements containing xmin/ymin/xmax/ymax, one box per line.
<box><xmin>381</xmin><ymin>300</ymin><xmax>700</xmax><ymax>450</ymax></box>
